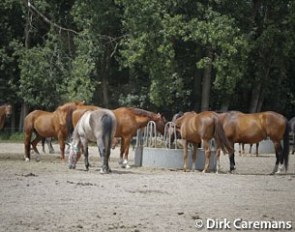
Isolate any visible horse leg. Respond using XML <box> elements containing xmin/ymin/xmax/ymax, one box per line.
<box><xmin>48</xmin><ymin>138</ymin><xmax>55</xmax><ymax>154</ymax></box>
<box><xmin>97</xmin><ymin>138</ymin><xmax>110</xmax><ymax>174</ymax></box>
<box><xmin>182</xmin><ymin>140</ymin><xmax>189</xmax><ymax>172</ymax></box>
<box><xmin>57</xmin><ymin>133</ymin><xmax>66</xmax><ymax>161</ymax></box>
<box><xmin>80</xmin><ymin>138</ymin><xmax>89</xmax><ymax>171</ymax></box>
<box><xmin>202</xmin><ymin>140</ymin><xmax>210</xmax><ymax>173</ymax></box>
<box><xmin>31</xmin><ymin>135</ymin><xmax>42</xmax><ymax>162</ymax></box>
<box><xmin>122</xmin><ymin>137</ymin><xmax>131</xmax><ymax>169</ymax></box>
<box><xmin>255</xmin><ymin>143</ymin><xmax>259</xmax><ymax>157</ymax></box>
<box><xmin>42</xmin><ymin>138</ymin><xmax>46</xmax><ymax>153</ymax></box>
<box><xmin>24</xmin><ymin>132</ymin><xmax>32</xmax><ymax>161</ymax></box>
<box><xmin>215</xmin><ymin>148</ymin><xmax>221</xmax><ymax>174</ymax></box>
<box><xmin>118</xmin><ymin>137</ymin><xmax>124</xmax><ymax>165</ymax></box>
<box><xmin>191</xmin><ymin>144</ymin><xmax>197</xmax><ymax>171</ymax></box>
<box><xmin>229</xmin><ymin>144</ymin><xmax>236</xmax><ymax>172</ymax></box>
<box><xmin>272</xmin><ymin>142</ymin><xmax>283</xmax><ymax>174</ymax></box>
<box><xmin>251</xmin><ymin>143</ymin><xmax>254</xmax><ymax>155</ymax></box>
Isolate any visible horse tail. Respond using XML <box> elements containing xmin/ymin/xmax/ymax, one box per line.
<box><xmin>101</xmin><ymin>112</ymin><xmax>116</xmax><ymax>154</ymax></box>
<box><xmin>282</xmin><ymin>119</ymin><xmax>290</xmax><ymax>170</ymax></box>
<box><xmin>65</xmin><ymin>109</ymin><xmax>75</xmax><ymax>138</ymax></box>
<box><xmin>213</xmin><ymin>116</ymin><xmax>233</xmax><ymax>155</ymax></box>
<box><xmin>24</xmin><ymin>112</ymin><xmax>34</xmax><ymax>159</ymax></box>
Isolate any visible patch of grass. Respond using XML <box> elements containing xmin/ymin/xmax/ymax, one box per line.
<box><xmin>0</xmin><ymin>132</ymin><xmax>24</xmax><ymax>142</ymax></box>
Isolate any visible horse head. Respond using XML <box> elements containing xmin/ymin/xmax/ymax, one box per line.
<box><xmin>5</xmin><ymin>104</ymin><xmax>12</xmax><ymax>118</ymax></box>
<box><xmin>154</xmin><ymin>113</ymin><xmax>167</xmax><ymax>135</ymax></box>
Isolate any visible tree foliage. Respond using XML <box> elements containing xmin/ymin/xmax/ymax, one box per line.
<box><xmin>1</xmin><ymin>0</ymin><xmax>295</xmax><ymax>130</ymax></box>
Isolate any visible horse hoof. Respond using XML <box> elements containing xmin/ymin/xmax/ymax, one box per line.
<box><xmin>100</xmin><ymin>169</ymin><xmax>109</xmax><ymax>174</ymax></box>
<box><xmin>125</xmin><ymin>164</ymin><xmax>130</xmax><ymax>169</ymax></box>
<box><xmin>25</xmin><ymin>157</ymin><xmax>30</xmax><ymax>162</ymax></box>
<box><xmin>68</xmin><ymin>165</ymin><xmax>76</xmax><ymax>169</ymax></box>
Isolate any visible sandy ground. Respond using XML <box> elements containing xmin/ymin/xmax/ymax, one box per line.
<box><xmin>0</xmin><ymin>142</ymin><xmax>295</xmax><ymax>232</ymax></box>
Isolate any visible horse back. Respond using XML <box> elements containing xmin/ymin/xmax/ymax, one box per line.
<box><xmin>24</xmin><ymin>110</ymin><xmax>55</xmax><ymax>136</ymax></box>
<box><xmin>113</xmin><ymin>107</ymin><xmax>137</xmax><ymax>137</ymax></box>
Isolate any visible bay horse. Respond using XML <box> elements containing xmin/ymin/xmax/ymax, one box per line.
<box><xmin>218</xmin><ymin>111</ymin><xmax>289</xmax><ymax>174</ymax></box>
<box><xmin>24</xmin><ymin>101</ymin><xmax>85</xmax><ymax>161</ymax></box>
<box><xmin>68</xmin><ymin>109</ymin><xmax>117</xmax><ymax>173</ymax></box>
<box><xmin>0</xmin><ymin>104</ymin><xmax>12</xmax><ymax>129</ymax></box>
<box><xmin>289</xmin><ymin>116</ymin><xmax>295</xmax><ymax>155</ymax></box>
<box><xmin>113</xmin><ymin>107</ymin><xmax>167</xmax><ymax>168</ymax></box>
<box><xmin>173</xmin><ymin>111</ymin><xmax>233</xmax><ymax>172</ymax></box>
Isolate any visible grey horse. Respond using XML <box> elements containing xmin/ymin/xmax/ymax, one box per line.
<box><xmin>68</xmin><ymin>108</ymin><xmax>117</xmax><ymax>173</ymax></box>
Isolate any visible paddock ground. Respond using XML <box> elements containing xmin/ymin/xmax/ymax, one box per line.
<box><xmin>0</xmin><ymin>142</ymin><xmax>294</xmax><ymax>232</ymax></box>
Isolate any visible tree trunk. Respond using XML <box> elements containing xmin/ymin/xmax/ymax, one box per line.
<box><xmin>249</xmin><ymin>81</ymin><xmax>262</xmax><ymax>113</ymax></box>
<box><xmin>19</xmin><ymin>103</ymin><xmax>28</xmax><ymax>132</ymax></box>
<box><xmin>99</xmin><ymin>49</ymin><xmax>111</xmax><ymax>107</ymax></box>
<box><xmin>201</xmin><ymin>49</ymin><xmax>213</xmax><ymax>111</ymax></box>
<box><xmin>192</xmin><ymin>75</ymin><xmax>202</xmax><ymax>112</ymax></box>
<box><xmin>220</xmin><ymin>96</ymin><xmax>230</xmax><ymax>112</ymax></box>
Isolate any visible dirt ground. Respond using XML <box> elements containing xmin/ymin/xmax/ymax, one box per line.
<box><xmin>0</xmin><ymin>142</ymin><xmax>295</xmax><ymax>232</ymax></box>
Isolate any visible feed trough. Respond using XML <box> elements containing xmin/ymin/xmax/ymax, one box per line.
<box><xmin>134</xmin><ymin>121</ymin><xmax>216</xmax><ymax>171</ymax></box>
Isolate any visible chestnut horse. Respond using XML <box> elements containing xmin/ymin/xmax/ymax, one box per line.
<box><xmin>289</xmin><ymin>116</ymin><xmax>295</xmax><ymax>155</ymax></box>
<box><xmin>173</xmin><ymin>111</ymin><xmax>233</xmax><ymax>172</ymax></box>
<box><xmin>0</xmin><ymin>104</ymin><xmax>12</xmax><ymax>129</ymax></box>
<box><xmin>24</xmin><ymin>101</ymin><xmax>85</xmax><ymax>161</ymax></box>
<box><xmin>113</xmin><ymin>107</ymin><xmax>167</xmax><ymax>168</ymax></box>
<box><xmin>218</xmin><ymin>111</ymin><xmax>289</xmax><ymax>174</ymax></box>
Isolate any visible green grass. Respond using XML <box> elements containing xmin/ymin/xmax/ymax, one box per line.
<box><xmin>0</xmin><ymin>132</ymin><xmax>24</xmax><ymax>142</ymax></box>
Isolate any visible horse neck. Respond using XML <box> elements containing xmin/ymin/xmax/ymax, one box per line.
<box><xmin>71</xmin><ymin>127</ymin><xmax>80</xmax><ymax>146</ymax></box>
<box><xmin>135</xmin><ymin>115</ymin><xmax>151</xmax><ymax>127</ymax></box>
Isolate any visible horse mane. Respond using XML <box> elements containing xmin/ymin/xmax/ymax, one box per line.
<box><xmin>127</xmin><ymin>107</ymin><xmax>157</xmax><ymax>119</ymax></box>
<box><xmin>56</xmin><ymin>101</ymin><xmax>85</xmax><ymax>112</ymax></box>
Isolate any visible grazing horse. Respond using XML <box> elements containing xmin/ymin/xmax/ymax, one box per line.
<box><xmin>0</xmin><ymin>104</ymin><xmax>12</xmax><ymax>129</ymax></box>
<box><xmin>68</xmin><ymin>109</ymin><xmax>117</xmax><ymax>173</ymax></box>
<box><xmin>24</xmin><ymin>101</ymin><xmax>85</xmax><ymax>161</ymax></box>
<box><xmin>173</xmin><ymin>111</ymin><xmax>233</xmax><ymax>172</ymax></box>
<box><xmin>289</xmin><ymin>117</ymin><xmax>295</xmax><ymax>155</ymax></box>
<box><xmin>218</xmin><ymin>111</ymin><xmax>289</xmax><ymax>173</ymax></box>
<box><xmin>113</xmin><ymin>107</ymin><xmax>167</xmax><ymax>168</ymax></box>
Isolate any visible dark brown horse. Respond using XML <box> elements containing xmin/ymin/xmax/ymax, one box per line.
<box><xmin>113</xmin><ymin>107</ymin><xmax>167</xmax><ymax>168</ymax></box>
<box><xmin>289</xmin><ymin>116</ymin><xmax>295</xmax><ymax>155</ymax></box>
<box><xmin>218</xmin><ymin>111</ymin><xmax>289</xmax><ymax>174</ymax></box>
<box><xmin>174</xmin><ymin>111</ymin><xmax>233</xmax><ymax>172</ymax></box>
<box><xmin>0</xmin><ymin>104</ymin><xmax>12</xmax><ymax>129</ymax></box>
<box><xmin>24</xmin><ymin>101</ymin><xmax>85</xmax><ymax>161</ymax></box>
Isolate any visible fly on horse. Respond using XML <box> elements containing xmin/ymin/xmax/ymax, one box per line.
<box><xmin>289</xmin><ymin>116</ymin><xmax>295</xmax><ymax>155</ymax></box>
<box><xmin>0</xmin><ymin>104</ymin><xmax>12</xmax><ymax>129</ymax></box>
<box><xmin>218</xmin><ymin>111</ymin><xmax>289</xmax><ymax>174</ymax></box>
<box><xmin>68</xmin><ymin>109</ymin><xmax>117</xmax><ymax>173</ymax></box>
<box><xmin>113</xmin><ymin>107</ymin><xmax>167</xmax><ymax>168</ymax></box>
<box><xmin>24</xmin><ymin>101</ymin><xmax>85</xmax><ymax>161</ymax></box>
<box><xmin>173</xmin><ymin>111</ymin><xmax>233</xmax><ymax>172</ymax></box>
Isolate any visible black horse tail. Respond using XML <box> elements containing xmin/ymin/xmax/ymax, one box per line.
<box><xmin>283</xmin><ymin>119</ymin><xmax>290</xmax><ymax>170</ymax></box>
<box><xmin>101</xmin><ymin>113</ymin><xmax>116</xmax><ymax>154</ymax></box>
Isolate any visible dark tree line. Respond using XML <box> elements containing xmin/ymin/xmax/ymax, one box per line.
<box><xmin>1</xmin><ymin>0</ymin><xmax>295</xmax><ymax>132</ymax></box>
